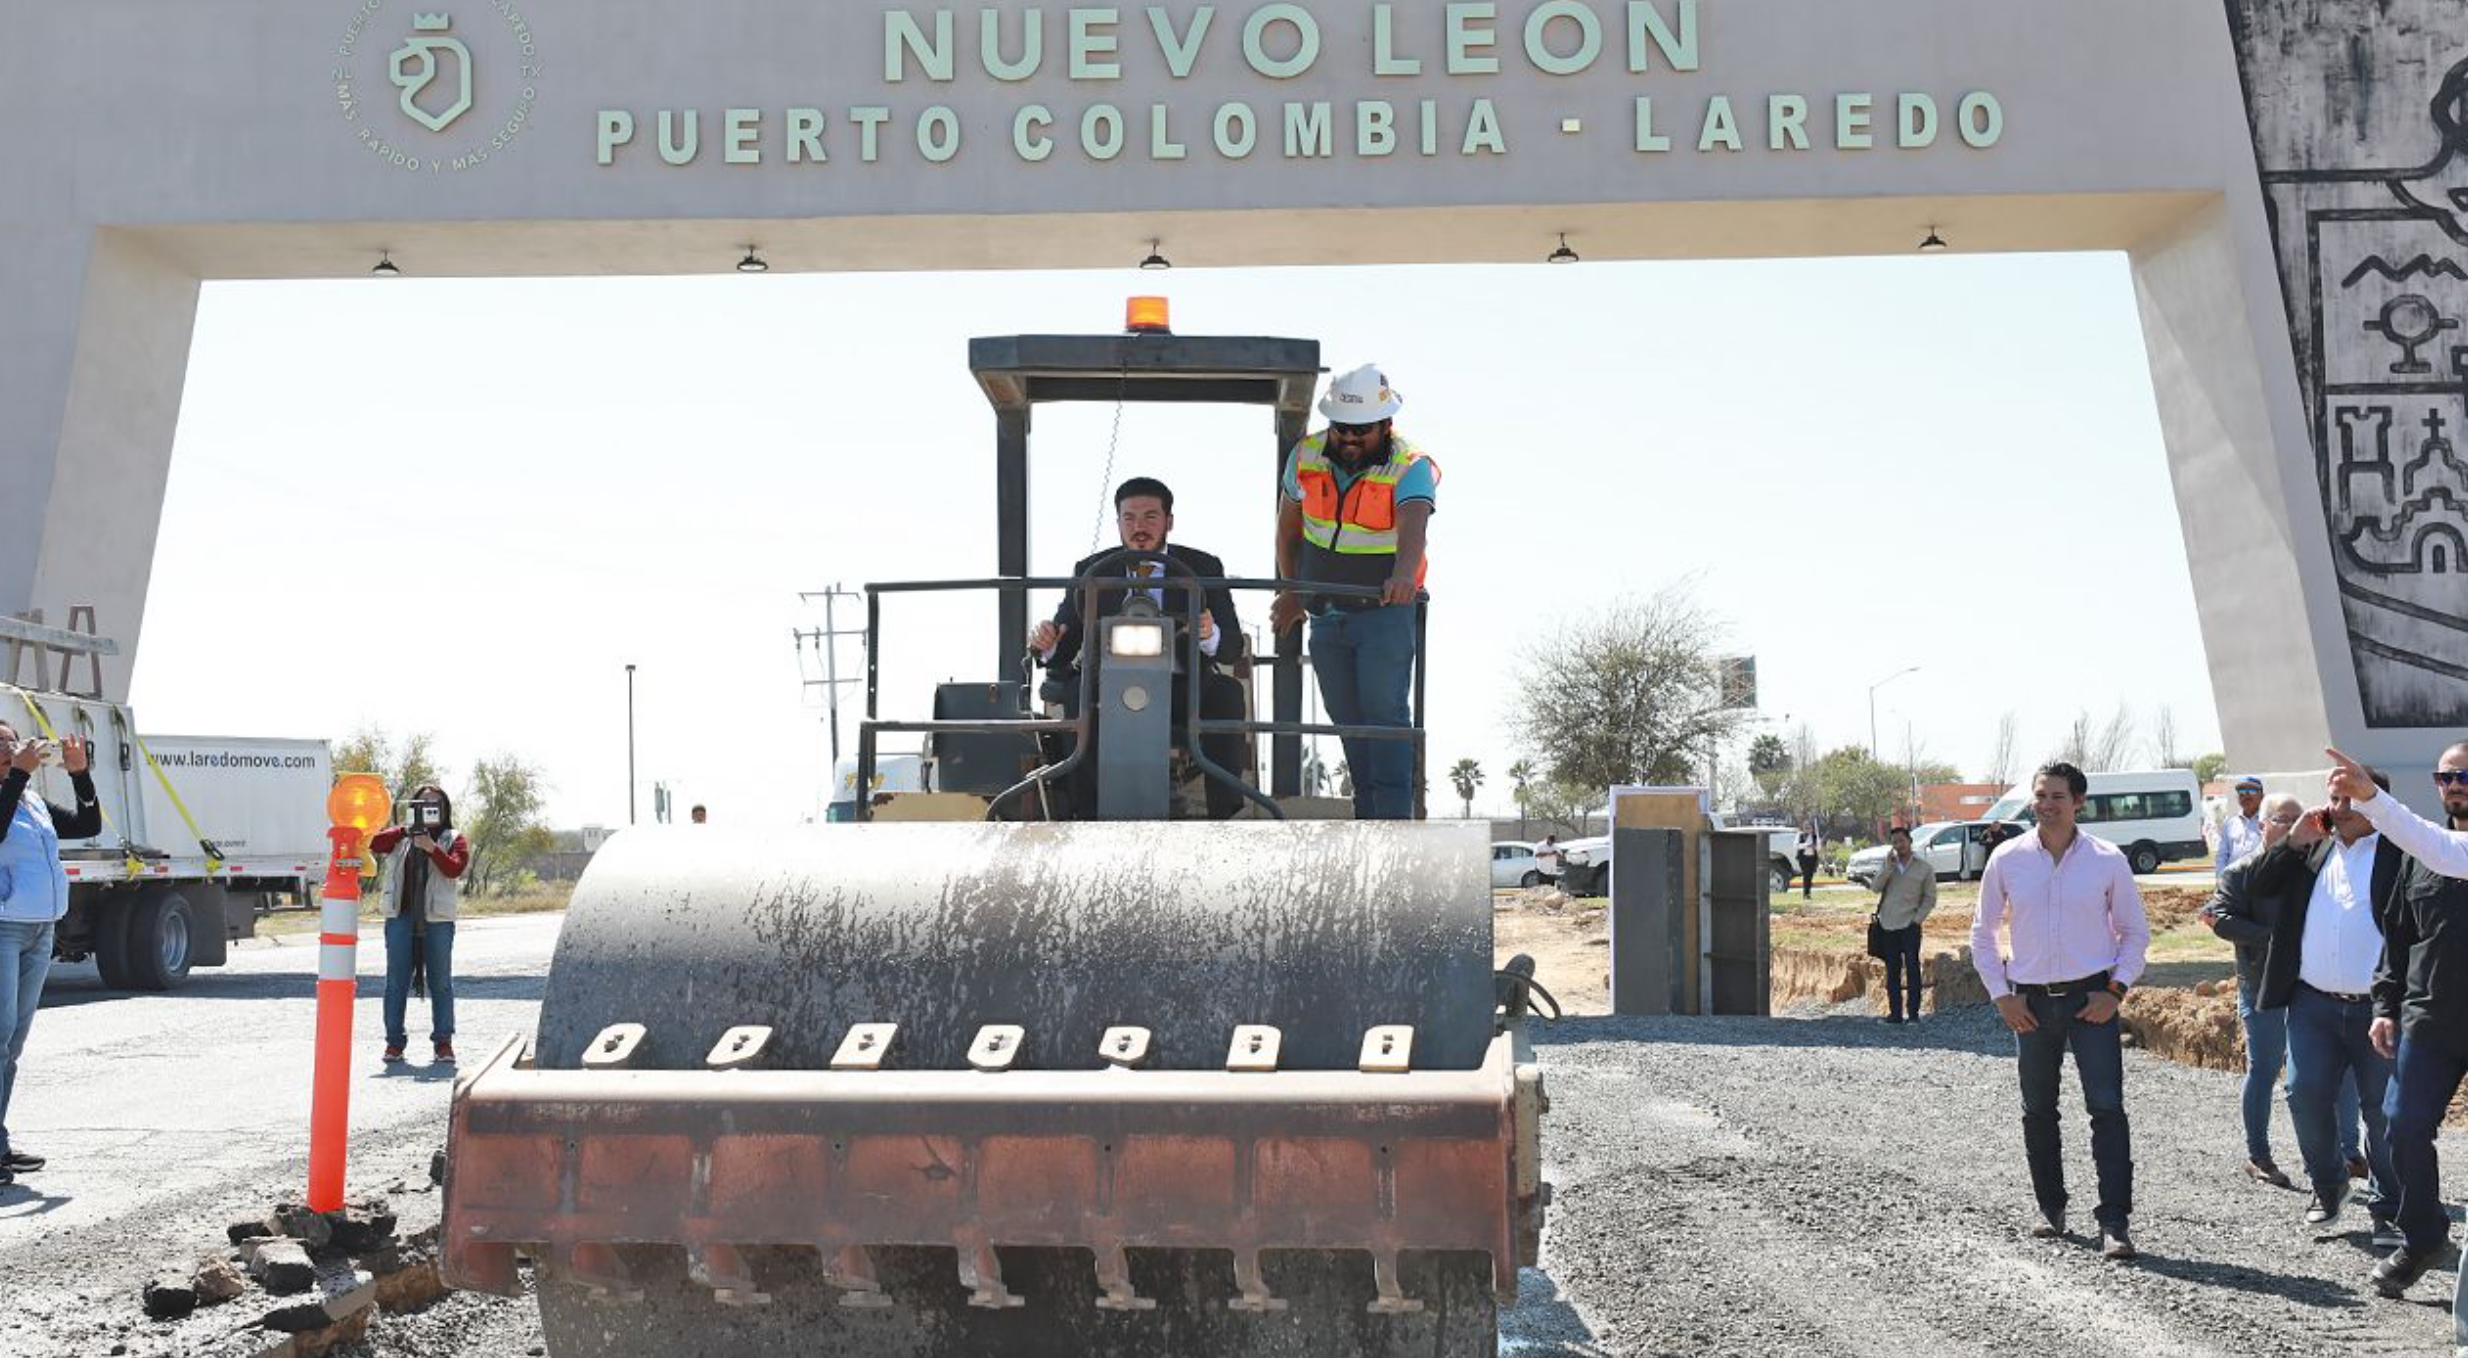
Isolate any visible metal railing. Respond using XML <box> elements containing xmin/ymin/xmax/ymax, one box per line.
<box><xmin>855</xmin><ymin>561</ymin><xmax>1427</xmax><ymax>822</ymax></box>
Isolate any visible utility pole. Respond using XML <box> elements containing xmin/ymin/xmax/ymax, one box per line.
<box><xmin>625</xmin><ymin>663</ymin><xmax>638</xmax><ymax>825</ymax></box>
<box><xmin>1868</xmin><ymin>665</ymin><xmax>1920</xmax><ymax>760</ymax></box>
<box><xmin>795</xmin><ymin>584</ymin><xmax>868</xmax><ymax>770</ymax></box>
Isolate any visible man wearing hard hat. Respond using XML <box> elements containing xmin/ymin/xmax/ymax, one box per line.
<box><xmin>1271</xmin><ymin>365</ymin><xmax>1439</xmax><ymax>820</ymax></box>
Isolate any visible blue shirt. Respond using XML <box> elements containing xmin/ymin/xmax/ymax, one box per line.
<box><xmin>1280</xmin><ymin>444</ymin><xmax>1439</xmax><ymax>509</ymax></box>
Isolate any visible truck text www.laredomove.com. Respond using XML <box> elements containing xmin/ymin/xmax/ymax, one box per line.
<box><xmin>150</xmin><ymin>750</ymin><xmax>323</xmax><ymax>771</ymax></box>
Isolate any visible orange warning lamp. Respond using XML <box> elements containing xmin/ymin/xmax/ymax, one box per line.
<box><xmin>327</xmin><ymin>773</ymin><xmax>392</xmax><ymax>833</ymax></box>
<box><xmin>1125</xmin><ymin>296</ymin><xmax>1172</xmax><ymax>334</ymax></box>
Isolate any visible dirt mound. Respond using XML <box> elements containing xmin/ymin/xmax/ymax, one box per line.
<box><xmin>1771</xmin><ymin>945</ymin><xmax>1988</xmax><ymax>1015</ymax></box>
<box><xmin>2120</xmin><ymin>985</ymin><xmax>2244</xmax><ymax>1071</ymax></box>
<box><xmin>2139</xmin><ymin>884</ymin><xmax>2215</xmax><ymax>933</ymax></box>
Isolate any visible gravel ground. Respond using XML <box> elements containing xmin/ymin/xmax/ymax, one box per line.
<box><xmin>346</xmin><ymin>1000</ymin><xmax>2468</xmax><ymax>1358</ymax></box>
<box><xmin>1530</xmin><ymin>1001</ymin><xmax>2464</xmax><ymax>1357</ymax></box>
<box><xmin>16</xmin><ymin>986</ymin><xmax>2462</xmax><ymax>1356</ymax></box>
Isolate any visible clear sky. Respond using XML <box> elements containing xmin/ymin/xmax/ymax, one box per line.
<box><xmin>129</xmin><ymin>250</ymin><xmax>2218</xmax><ymax>825</ymax></box>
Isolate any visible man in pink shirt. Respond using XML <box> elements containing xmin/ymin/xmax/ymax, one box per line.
<box><xmin>1971</xmin><ymin>761</ymin><xmax>2153</xmax><ymax>1261</ymax></box>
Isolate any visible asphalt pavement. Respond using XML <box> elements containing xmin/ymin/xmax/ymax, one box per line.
<box><xmin>0</xmin><ymin>912</ymin><xmax>562</xmax><ymax>1357</ymax></box>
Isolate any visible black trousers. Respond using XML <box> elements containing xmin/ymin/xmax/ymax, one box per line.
<box><xmin>1878</xmin><ymin>923</ymin><xmax>1923</xmax><ymax>1019</ymax></box>
<box><xmin>1062</xmin><ymin>669</ymin><xmax>1251</xmax><ymax>819</ymax></box>
<box><xmin>1798</xmin><ymin>853</ymin><xmax>1819</xmax><ymax>898</ymax></box>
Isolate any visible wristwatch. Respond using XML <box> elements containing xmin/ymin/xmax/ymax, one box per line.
<box><xmin>2106</xmin><ymin>979</ymin><xmax>2130</xmax><ymax>999</ymax></box>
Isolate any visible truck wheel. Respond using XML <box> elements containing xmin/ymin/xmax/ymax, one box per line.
<box><xmin>91</xmin><ymin>898</ymin><xmax>138</xmax><ymax>990</ymax></box>
<box><xmin>121</xmin><ymin>889</ymin><xmax>196</xmax><ymax>990</ymax></box>
<box><xmin>1769</xmin><ymin>863</ymin><xmax>1792</xmax><ymax>896</ymax></box>
<box><xmin>2128</xmin><ymin>842</ymin><xmax>2162</xmax><ymax>876</ymax></box>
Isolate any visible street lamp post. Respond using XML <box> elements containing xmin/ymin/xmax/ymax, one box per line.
<box><xmin>1868</xmin><ymin>665</ymin><xmax>1921</xmax><ymax>760</ymax></box>
<box><xmin>625</xmin><ymin>663</ymin><xmax>638</xmax><ymax>826</ymax></box>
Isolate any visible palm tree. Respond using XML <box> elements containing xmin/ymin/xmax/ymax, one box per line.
<box><xmin>1448</xmin><ymin>758</ymin><xmax>1485</xmax><ymax>819</ymax></box>
<box><xmin>1507</xmin><ymin>758</ymin><xmax>1537</xmax><ymax>837</ymax></box>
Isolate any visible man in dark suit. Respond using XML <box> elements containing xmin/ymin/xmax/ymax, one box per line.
<box><xmin>2363</xmin><ymin>738</ymin><xmax>2468</xmax><ymax>1301</ymax></box>
<box><xmin>2252</xmin><ymin>763</ymin><xmax>2412</xmax><ymax>1240</ymax></box>
<box><xmin>1030</xmin><ymin>477</ymin><xmax>1251</xmax><ymax>819</ymax></box>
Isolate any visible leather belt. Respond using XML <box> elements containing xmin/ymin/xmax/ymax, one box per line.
<box><xmin>2012</xmin><ymin>972</ymin><xmax>2111</xmax><ymax>999</ymax></box>
<box><xmin>2300</xmin><ymin>980</ymin><xmax>2371</xmax><ymax>1005</ymax></box>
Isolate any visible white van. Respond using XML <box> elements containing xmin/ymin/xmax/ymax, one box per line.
<box><xmin>1982</xmin><ymin>768</ymin><xmax>2207</xmax><ymax>876</ymax></box>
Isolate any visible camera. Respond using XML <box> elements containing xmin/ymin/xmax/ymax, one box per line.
<box><xmin>404</xmin><ymin>803</ymin><xmax>445</xmax><ymax>832</ymax></box>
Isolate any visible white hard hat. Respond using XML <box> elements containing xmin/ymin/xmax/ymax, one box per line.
<box><xmin>1318</xmin><ymin>364</ymin><xmax>1403</xmax><ymax>424</ymax></box>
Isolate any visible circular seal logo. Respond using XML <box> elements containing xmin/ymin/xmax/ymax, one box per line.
<box><xmin>331</xmin><ymin>1</ymin><xmax>538</xmax><ymax>173</ymax></box>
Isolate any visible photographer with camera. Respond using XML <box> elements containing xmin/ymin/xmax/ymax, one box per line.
<box><xmin>368</xmin><ymin>785</ymin><xmax>469</xmax><ymax>1065</ymax></box>
<box><xmin>0</xmin><ymin>723</ymin><xmax>99</xmax><ymax>1183</ymax></box>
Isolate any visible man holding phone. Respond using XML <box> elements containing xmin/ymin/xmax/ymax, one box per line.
<box><xmin>2252</xmin><ymin>763</ymin><xmax>2411</xmax><ymax>1242</ymax></box>
<box><xmin>0</xmin><ymin>724</ymin><xmax>100</xmax><ymax>1184</ymax></box>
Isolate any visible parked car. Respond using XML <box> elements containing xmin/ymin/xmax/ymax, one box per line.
<box><xmin>1490</xmin><ymin>841</ymin><xmax>1546</xmax><ymax>889</ymax></box>
<box><xmin>1556</xmin><ymin>837</ymin><xmax>1602</xmax><ymax>896</ymax></box>
<box><xmin>1847</xmin><ymin>820</ymin><xmax>2017</xmax><ymax>887</ymax></box>
<box><xmin>1981</xmin><ymin>769</ymin><xmax>2206</xmax><ymax>875</ymax></box>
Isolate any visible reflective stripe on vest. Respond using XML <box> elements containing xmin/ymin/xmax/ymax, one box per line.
<box><xmin>1292</xmin><ymin>433</ymin><xmax>1437</xmax><ymax>560</ymax></box>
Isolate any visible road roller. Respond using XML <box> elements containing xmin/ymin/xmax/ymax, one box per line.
<box><xmin>439</xmin><ymin>309</ymin><xmax>1551</xmax><ymax>1356</ymax></box>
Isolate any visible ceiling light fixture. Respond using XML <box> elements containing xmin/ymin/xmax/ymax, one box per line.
<box><xmin>1138</xmin><ymin>240</ymin><xmax>1172</xmax><ymax>270</ymax></box>
<box><xmin>736</xmin><ymin>245</ymin><xmax>770</xmax><ymax>274</ymax></box>
<box><xmin>1918</xmin><ymin>226</ymin><xmax>1948</xmax><ymax>253</ymax></box>
<box><xmin>371</xmin><ymin>250</ymin><xmax>401</xmax><ymax>277</ymax></box>
<box><xmin>1546</xmin><ymin>233</ymin><xmax>1579</xmax><ymax>264</ymax></box>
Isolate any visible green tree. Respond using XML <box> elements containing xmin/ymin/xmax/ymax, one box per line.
<box><xmin>333</xmin><ymin>724</ymin><xmax>445</xmax><ymax>811</ymax></box>
<box><xmin>1507</xmin><ymin>758</ymin><xmax>1538</xmax><ymax>836</ymax></box>
<box><xmin>1513</xmin><ymin>587</ymin><xmax>1746</xmax><ymax>791</ymax></box>
<box><xmin>461</xmin><ymin>754</ymin><xmax>555</xmax><ymax>898</ymax></box>
<box><xmin>1747</xmin><ymin>733</ymin><xmax>1792</xmax><ymax>800</ymax></box>
<box><xmin>1814</xmin><ymin>746</ymin><xmax>1907</xmax><ymax>831</ymax></box>
<box><xmin>1525</xmin><ymin>780</ymin><xmax>1597</xmax><ymax>835</ymax></box>
<box><xmin>2192</xmin><ymin>751</ymin><xmax>2229</xmax><ymax>784</ymax></box>
<box><xmin>1447</xmin><ymin>758</ymin><xmax>1485</xmax><ymax>819</ymax></box>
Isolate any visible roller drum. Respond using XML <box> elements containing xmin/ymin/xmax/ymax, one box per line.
<box><xmin>536</xmin><ymin>821</ymin><xmax>1496</xmax><ymax>1074</ymax></box>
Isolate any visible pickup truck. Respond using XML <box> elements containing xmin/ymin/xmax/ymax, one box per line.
<box><xmin>1556</xmin><ymin>816</ymin><xmax>1800</xmax><ymax>897</ymax></box>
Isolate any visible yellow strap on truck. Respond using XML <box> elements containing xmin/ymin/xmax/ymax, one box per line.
<box><xmin>8</xmin><ymin>686</ymin><xmax>147</xmax><ymax>879</ymax></box>
<box><xmin>126</xmin><ymin>723</ymin><xmax>223</xmax><ymax>879</ymax></box>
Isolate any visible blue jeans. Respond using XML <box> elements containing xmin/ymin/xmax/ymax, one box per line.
<box><xmin>2385</xmin><ymin>1026</ymin><xmax>2468</xmax><ymax>1257</ymax></box>
<box><xmin>0</xmin><ymin>920</ymin><xmax>56</xmax><ymax>1157</ymax></box>
<box><xmin>1308</xmin><ymin>605</ymin><xmax>1418</xmax><ymax>820</ymax></box>
<box><xmin>382</xmin><ymin>916</ymin><xmax>456</xmax><ymax>1048</ymax></box>
<box><xmin>2237</xmin><ymin>981</ymin><xmax>2287</xmax><ymax>1161</ymax></box>
<box><xmin>2236</xmin><ymin>985</ymin><xmax>2359</xmax><ymax>1162</ymax></box>
<box><xmin>2287</xmin><ymin>985</ymin><xmax>2392</xmax><ymax>1209</ymax></box>
<box><xmin>2015</xmin><ymin>988</ymin><xmax>2133</xmax><ymax>1231</ymax></box>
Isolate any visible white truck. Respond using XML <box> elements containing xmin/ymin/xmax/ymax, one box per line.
<box><xmin>4</xmin><ymin>685</ymin><xmax>331</xmax><ymax>990</ymax></box>
<box><xmin>1556</xmin><ymin>815</ymin><xmax>1802</xmax><ymax>897</ymax></box>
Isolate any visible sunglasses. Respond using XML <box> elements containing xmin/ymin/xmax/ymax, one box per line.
<box><xmin>1329</xmin><ymin>421</ymin><xmax>1389</xmax><ymax>439</ymax></box>
<box><xmin>2435</xmin><ymin>770</ymin><xmax>2468</xmax><ymax>787</ymax></box>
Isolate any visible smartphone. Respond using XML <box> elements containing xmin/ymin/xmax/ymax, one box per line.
<box><xmin>2314</xmin><ymin>808</ymin><xmax>2336</xmax><ymax>835</ymax></box>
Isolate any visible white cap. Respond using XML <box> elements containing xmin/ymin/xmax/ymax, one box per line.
<box><xmin>1318</xmin><ymin>364</ymin><xmax>1403</xmax><ymax>424</ymax></box>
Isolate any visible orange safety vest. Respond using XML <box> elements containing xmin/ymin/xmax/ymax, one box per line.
<box><xmin>1291</xmin><ymin>432</ymin><xmax>1438</xmax><ymax>587</ymax></box>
